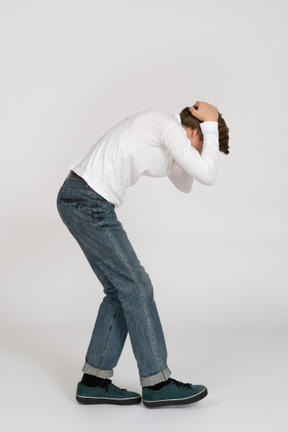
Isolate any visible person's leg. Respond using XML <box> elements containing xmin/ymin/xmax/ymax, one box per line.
<box><xmin>74</xmin><ymin>203</ymin><xmax>171</xmax><ymax>385</ymax></box>
<box><xmin>82</xmin><ymin>278</ymin><xmax>128</xmax><ymax>378</ymax></box>
<box><xmin>57</xmin><ymin>174</ymin><xmax>170</xmax><ymax>386</ymax></box>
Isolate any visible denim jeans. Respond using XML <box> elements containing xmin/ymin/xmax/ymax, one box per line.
<box><xmin>56</xmin><ymin>173</ymin><xmax>171</xmax><ymax>386</ymax></box>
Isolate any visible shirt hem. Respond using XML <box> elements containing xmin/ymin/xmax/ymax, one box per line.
<box><xmin>69</xmin><ymin>166</ymin><xmax>121</xmax><ymax>207</ymax></box>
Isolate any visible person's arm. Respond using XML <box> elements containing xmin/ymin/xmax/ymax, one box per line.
<box><xmin>162</xmin><ymin>120</ymin><xmax>219</xmax><ymax>186</ymax></box>
<box><xmin>168</xmin><ymin>160</ymin><xmax>194</xmax><ymax>192</ymax></box>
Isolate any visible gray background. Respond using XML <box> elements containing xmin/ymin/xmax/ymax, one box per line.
<box><xmin>1</xmin><ymin>0</ymin><xmax>287</xmax><ymax>431</ymax></box>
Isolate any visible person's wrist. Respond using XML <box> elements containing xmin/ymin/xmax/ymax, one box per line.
<box><xmin>203</xmin><ymin>115</ymin><xmax>218</xmax><ymax>122</ymax></box>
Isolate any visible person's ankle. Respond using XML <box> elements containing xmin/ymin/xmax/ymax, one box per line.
<box><xmin>144</xmin><ymin>378</ymin><xmax>171</xmax><ymax>391</ymax></box>
<box><xmin>81</xmin><ymin>374</ymin><xmax>107</xmax><ymax>387</ymax></box>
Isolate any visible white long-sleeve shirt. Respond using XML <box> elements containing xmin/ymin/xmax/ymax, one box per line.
<box><xmin>69</xmin><ymin>110</ymin><xmax>219</xmax><ymax>207</ymax></box>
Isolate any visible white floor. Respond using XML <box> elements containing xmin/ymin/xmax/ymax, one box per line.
<box><xmin>1</xmin><ymin>322</ymin><xmax>287</xmax><ymax>432</ymax></box>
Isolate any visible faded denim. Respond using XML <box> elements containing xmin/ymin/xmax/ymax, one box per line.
<box><xmin>57</xmin><ymin>173</ymin><xmax>171</xmax><ymax>386</ymax></box>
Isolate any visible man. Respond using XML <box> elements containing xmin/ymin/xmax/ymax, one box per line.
<box><xmin>57</xmin><ymin>101</ymin><xmax>229</xmax><ymax>408</ymax></box>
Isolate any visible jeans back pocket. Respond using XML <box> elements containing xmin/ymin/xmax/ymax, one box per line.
<box><xmin>57</xmin><ymin>194</ymin><xmax>88</xmax><ymax>231</ymax></box>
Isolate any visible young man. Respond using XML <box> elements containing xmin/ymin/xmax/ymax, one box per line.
<box><xmin>57</xmin><ymin>101</ymin><xmax>229</xmax><ymax>408</ymax></box>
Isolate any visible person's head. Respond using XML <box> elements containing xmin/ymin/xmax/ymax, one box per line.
<box><xmin>180</xmin><ymin>107</ymin><xmax>230</xmax><ymax>155</ymax></box>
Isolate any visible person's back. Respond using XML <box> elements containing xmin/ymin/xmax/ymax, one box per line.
<box><xmin>69</xmin><ymin>107</ymin><xmax>224</xmax><ymax>207</ymax></box>
<box><xmin>69</xmin><ymin>110</ymin><xmax>181</xmax><ymax>206</ymax></box>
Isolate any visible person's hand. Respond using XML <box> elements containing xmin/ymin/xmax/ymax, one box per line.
<box><xmin>189</xmin><ymin>101</ymin><xmax>219</xmax><ymax>122</ymax></box>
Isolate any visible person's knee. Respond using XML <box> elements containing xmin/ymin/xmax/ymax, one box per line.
<box><xmin>119</xmin><ymin>275</ymin><xmax>154</xmax><ymax>305</ymax></box>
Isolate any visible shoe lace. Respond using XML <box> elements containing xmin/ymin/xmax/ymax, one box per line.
<box><xmin>100</xmin><ymin>379</ymin><xmax>128</xmax><ymax>395</ymax></box>
<box><xmin>100</xmin><ymin>379</ymin><xmax>112</xmax><ymax>394</ymax></box>
<box><xmin>170</xmin><ymin>378</ymin><xmax>193</xmax><ymax>390</ymax></box>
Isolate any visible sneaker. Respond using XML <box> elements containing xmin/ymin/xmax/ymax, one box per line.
<box><xmin>76</xmin><ymin>379</ymin><xmax>141</xmax><ymax>405</ymax></box>
<box><xmin>142</xmin><ymin>378</ymin><xmax>208</xmax><ymax>408</ymax></box>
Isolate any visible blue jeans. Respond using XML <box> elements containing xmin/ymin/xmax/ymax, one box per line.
<box><xmin>57</xmin><ymin>173</ymin><xmax>171</xmax><ymax>386</ymax></box>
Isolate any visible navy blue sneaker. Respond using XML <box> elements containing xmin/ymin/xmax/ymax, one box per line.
<box><xmin>142</xmin><ymin>378</ymin><xmax>208</xmax><ymax>408</ymax></box>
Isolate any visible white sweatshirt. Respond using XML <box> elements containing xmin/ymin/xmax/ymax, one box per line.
<box><xmin>69</xmin><ymin>110</ymin><xmax>219</xmax><ymax>207</ymax></box>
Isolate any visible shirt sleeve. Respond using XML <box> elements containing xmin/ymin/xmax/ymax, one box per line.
<box><xmin>162</xmin><ymin>121</ymin><xmax>219</xmax><ymax>186</ymax></box>
<box><xmin>168</xmin><ymin>160</ymin><xmax>194</xmax><ymax>192</ymax></box>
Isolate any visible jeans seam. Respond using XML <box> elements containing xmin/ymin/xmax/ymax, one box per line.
<box><xmin>96</xmin><ymin>301</ymin><xmax>122</xmax><ymax>369</ymax></box>
<box><xmin>103</xmin><ymin>228</ymin><xmax>163</xmax><ymax>371</ymax></box>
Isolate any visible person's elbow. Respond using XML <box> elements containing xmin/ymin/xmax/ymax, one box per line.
<box><xmin>180</xmin><ymin>183</ymin><xmax>193</xmax><ymax>193</ymax></box>
<box><xmin>198</xmin><ymin>165</ymin><xmax>218</xmax><ymax>186</ymax></box>
<box><xmin>203</xmin><ymin>173</ymin><xmax>217</xmax><ymax>186</ymax></box>
<box><xmin>204</xmin><ymin>177</ymin><xmax>217</xmax><ymax>186</ymax></box>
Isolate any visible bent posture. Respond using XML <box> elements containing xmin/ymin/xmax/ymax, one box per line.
<box><xmin>57</xmin><ymin>101</ymin><xmax>229</xmax><ymax>408</ymax></box>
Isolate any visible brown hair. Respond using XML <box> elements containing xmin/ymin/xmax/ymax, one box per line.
<box><xmin>180</xmin><ymin>107</ymin><xmax>230</xmax><ymax>155</ymax></box>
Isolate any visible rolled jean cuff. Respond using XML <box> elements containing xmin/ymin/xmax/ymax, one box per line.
<box><xmin>140</xmin><ymin>367</ymin><xmax>171</xmax><ymax>387</ymax></box>
<box><xmin>82</xmin><ymin>363</ymin><xmax>113</xmax><ymax>379</ymax></box>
